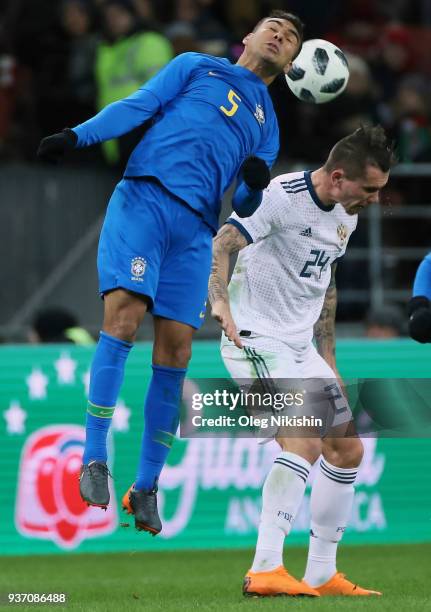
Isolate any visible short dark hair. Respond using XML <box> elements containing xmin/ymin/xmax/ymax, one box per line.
<box><xmin>324</xmin><ymin>125</ymin><xmax>397</xmax><ymax>179</ymax></box>
<box><xmin>254</xmin><ymin>10</ymin><xmax>304</xmax><ymax>59</ymax></box>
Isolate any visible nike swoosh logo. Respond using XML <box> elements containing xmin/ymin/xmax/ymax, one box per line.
<box><xmin>199</xmin><ymin>311</ymin><xmax>206</xmax><ymax>319</ymax></box>
<box><xmin>208</xmin><ymin>71</ymin><xmax>218</xmax><ymax>76</ymax></box>
<box><xmin>100</xmin><ymin>410</ymin><xmax>111</xmax><ymax>416</ymax></box>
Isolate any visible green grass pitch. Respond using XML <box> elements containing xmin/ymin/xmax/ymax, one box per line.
<box><xmin>0</xmin><ymin>543</ymin><xmax>429</xmax><ymax>611</ymax></box>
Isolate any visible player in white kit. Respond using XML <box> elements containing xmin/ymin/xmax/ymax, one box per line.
<box><xmin>209</xmin><ymin>126</ymin><xmax>396</xmax><ymax>597</ymax></box>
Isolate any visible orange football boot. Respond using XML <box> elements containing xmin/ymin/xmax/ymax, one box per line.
<box><xmin>314</xmin><ymin>572</ymin><xmax>382</xmax><ymax>596</ymax></box>
<box><xmin>122</xmin><ymin>486</ymin><xmax>133</xmax><ymax>515</ymax></box>
<box><xmin>243</xmin><ymin>566</ymin><xmax>320</xmax><ymax>597</ymax></box>
<box><xmin>121</xmin><ymin>484</ymin><xmax>162</xmax><ymax>535</ymax></box>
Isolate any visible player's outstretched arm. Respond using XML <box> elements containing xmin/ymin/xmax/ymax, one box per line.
<box><xmin>209</xmin><ymin>224</ymin><xmax>248</xmax><ymax>348</ymax></box>
<box><xmin>37</xmin><ymin>52</ymin><xmax>200</xmax><ymax>161</ymax></box>
<box><xmin>36</xmin><ymin>91</ymin><xmax>160</xmax><ymax>162</ymax></box>
<box><xmin>36</xmin><ymin>90</ymin><xmax>161</xmax><ymax>162</ymax></box>
<box><xmin>408</xmin><ymin>252</ymin><xmax>431</xmax><ymax>343</ymax></box>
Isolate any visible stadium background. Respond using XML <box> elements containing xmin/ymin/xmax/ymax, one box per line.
<box><xmin>0</xmin><ymin>1</ymin><xmax>430</xmax><ymax>609</ymax></box>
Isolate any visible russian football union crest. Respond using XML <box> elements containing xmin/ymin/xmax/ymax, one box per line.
<box><xmin>131</xmin><ymin>257</ymin><xmax>147</xmax><ymax>279</ymax></box>
<box><xmin>15</xmin><ymin>425</ymin><xmax>117</xmax><ymax>549</ymax></box>
<box><xmin>337</xmin><ymin>223</ymin><xmax>348</xmax><ymax>247</ymax></box>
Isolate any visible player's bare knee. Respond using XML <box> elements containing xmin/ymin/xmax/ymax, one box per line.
<box><xmin>276</xmin><ymin>436</ymin><xmax>322</xmax><ymax>465</ymax></box>
<box><xmin>103</xmin><ymin>307</ymin><xmax>143</xmax><ymax>342</ymax></box>
<box><xmin>103</xmin><ymin>293</ymin><xmax>148</xmax><ymax>342</ymax></box>
<box><xmin>153</xmin><ymin>343</ymin><xmax>192</xmax><ymax>368</ymax></box>
<box><xmin>323</xmin><ymin>436</ymin><xmax>364</xmax><ymax>468</ymax></box>
<box><xmin>171</xmin><ymin>344</ymin><xmax>192</xmax><ymax>368</ymax></box>
<box><xmin>103</xmin><ymin>318</ymin><xmax>139</xmax><ymax>343</ymax></box>
<box><xmin>346</xmin><ymin>437</ymin><xmax>364</xmax><ymax>466</ymax></box>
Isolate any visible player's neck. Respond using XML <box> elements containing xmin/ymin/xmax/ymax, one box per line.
<box><xmin>236</xmin><ymin>54</ymin><xmax>278</xmax><ymax>85</ymax></box>
<box><xmin>310</xmin><ymin>168</ymin><xmax>338</xmax><ymax>207</ymax></box>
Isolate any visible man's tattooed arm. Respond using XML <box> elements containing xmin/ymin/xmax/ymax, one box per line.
<box><xmin>314</xmin><ymin>262</ymin><xmax>338</xmax><ymax>368</ymax></box>
<box><xmin>208</xmin><ymin>223</ymin><xmax>248</xmax><ymax>306</ymax></box>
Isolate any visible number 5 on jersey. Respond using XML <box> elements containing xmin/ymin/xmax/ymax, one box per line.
<box><xmin>220</xmin><ymin>89</ymin><xmax>242</xmax><ymax>117</ymax></box>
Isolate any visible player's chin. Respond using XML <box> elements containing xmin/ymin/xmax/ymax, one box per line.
<box><xmin>261</xmin><ymin>50</ymin><xmax>283</xmax><ymax>68</ymax></box>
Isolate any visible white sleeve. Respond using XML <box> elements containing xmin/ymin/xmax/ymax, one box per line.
<box><xmin>226</xmin><ymin>180</ymin><xmax>286</xmax><ymax>244</ymax></box>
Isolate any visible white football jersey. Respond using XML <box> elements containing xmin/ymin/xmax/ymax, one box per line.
<box><xmin>227</xmin><ymin>170</ymin><xmax>357</xmax><ymax>345</ymax></box>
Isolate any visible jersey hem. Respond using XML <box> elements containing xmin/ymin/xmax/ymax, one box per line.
<box><xmin>122</xmin><ymin>173</ymin><xmax>218</xmax><ymax>234</ymax></box>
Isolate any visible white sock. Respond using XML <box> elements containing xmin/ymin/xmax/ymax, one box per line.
<box><xmin>251</xmin><ymin>451</ymin><xmax>310</xmax><ymax>572</ymax></box>
<box><xmin>304</xmin><ymin>457</ymin><xmax>358</xmax><ymax>587</ymax></box>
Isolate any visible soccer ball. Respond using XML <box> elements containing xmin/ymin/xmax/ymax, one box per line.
<box><xmin>285</xmin><ymin>39</ymin><xmax>349</xmax><ymax>104</ymax></box>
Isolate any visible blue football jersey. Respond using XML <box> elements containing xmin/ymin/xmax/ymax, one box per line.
<box><xmin>73</xmin><ymin>52</ymin><xmax>279</xmax><ymax>231</ymax></box>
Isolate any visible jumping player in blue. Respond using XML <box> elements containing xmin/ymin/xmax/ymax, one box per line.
<box><xmin>37</xmin><ymin>10</ymin><xmax>304</xmax><ymax>534</ymax></box>
<box><xmin>408</xmin><ymin>252</ymin><xmax>431</xmax><ymax>343</ymax></box>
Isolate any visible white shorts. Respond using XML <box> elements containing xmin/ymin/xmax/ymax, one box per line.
<box><xmin>221</xmin><ymin>333</ymin><xmax>353</xmax><ymax>437</ymax></box>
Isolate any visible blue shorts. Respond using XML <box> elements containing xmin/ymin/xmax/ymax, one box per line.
<box><xmin>98</xmin><ymin>178</ymin><xmax>213</xmax><ymax>329</ymax></box>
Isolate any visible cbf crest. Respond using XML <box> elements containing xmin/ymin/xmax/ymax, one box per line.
<box><xmin>131</xmin><ymin>257</ymin><xmax>146</xmax><ymax>281</ymax></box>
<box><xmin>254</xmin><ymin>104</ymin><xmax>265</xmax><ymax>125</ymax></box>
<box><xmin>337</xmin><ymin>224</ymin><xmax>348</xmax><ymax>247</ymax></box>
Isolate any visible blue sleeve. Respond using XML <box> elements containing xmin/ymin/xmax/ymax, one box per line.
<box><xmin>72</xmin><ymin>52</ymin><xmax>200</xmax><ymax>147</ymax></box>
<box><xmin>413</xmin><ymin>253</ymin><xmax>431</xmax><ymax>299</ymax></box>
<box><xmin>254</xmin><ymin>113</ymin><xmax>279</xmax><ymax>169</ymax></box>
<box><xmin>232</xmin><ymin>181</ymin><xmax>263</xmax><ymax>218</ymax></box>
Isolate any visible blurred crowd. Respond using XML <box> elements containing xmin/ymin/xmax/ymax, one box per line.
<box><xmin>1</xmin><ymin>0</ymin><xmax>431</xmax><ymax>168</ymax></box>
